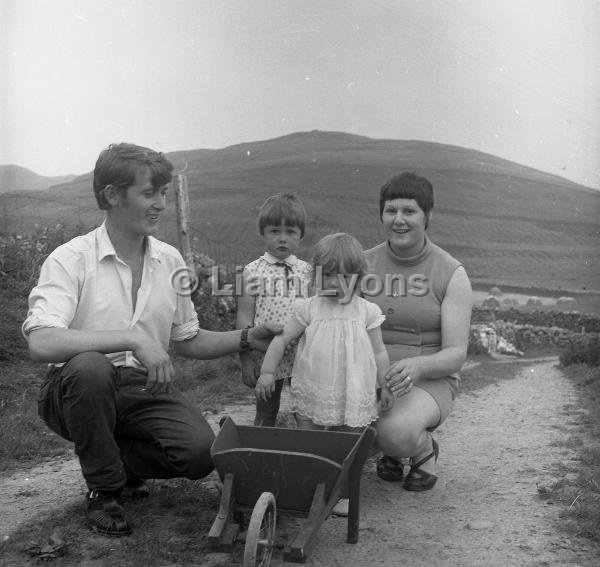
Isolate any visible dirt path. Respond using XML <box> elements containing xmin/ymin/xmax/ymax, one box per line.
<box><xmin>2</xmin><ymin>358</ymin><xmax>600</xmax><ymax>565</ymax></box>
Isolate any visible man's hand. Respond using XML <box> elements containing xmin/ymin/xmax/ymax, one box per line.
<box><xmin>247</xmin><ymin>323</ymin><xmax>284</xmax><ymax>352</ymax></box>
<box><xmin>131</xmin><ymin>328</ymin><xmax>174</xmax><ymax>395</ymax></box>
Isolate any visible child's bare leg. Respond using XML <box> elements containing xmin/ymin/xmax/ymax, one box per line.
<box><xmin>294</xmin><ymin>414</ymin><xmax>324</xmax><ymax>430</ymax></box>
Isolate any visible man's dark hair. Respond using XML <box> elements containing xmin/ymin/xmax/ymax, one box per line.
<box><xmin>93</xmin><ymin>143</ymin><xmax>174</xmax><ymax>210</ymax></box>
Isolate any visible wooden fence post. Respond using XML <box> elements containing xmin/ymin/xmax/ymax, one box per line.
<box><xmin>173</xmin><ymin>174</ymin><xmax>195</xmax><ymax>272</ymax></box>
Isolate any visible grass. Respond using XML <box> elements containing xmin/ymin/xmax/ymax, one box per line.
<box><xmin>3</xmin><ymin>478</ymin><xmax>227</xmax><ymax>566</ymax></box>
<box><xmin>548</xmin><ymin>364</ymin><xmax>600</xmax><ymax>542</ymax></box>
<box><xmin>459</xmin><ymin>354</ymin><xmax>540</xmax><ymax>394</ymax></box>
<box><xmin>456</xmin><ymin>355</ymin><xmax>600</xmax><ymax>546</ymax></box>
<box><xmin>0</xmin><ymin>283</ymin><xmax>74</xmax><ymax>469</ymax></box>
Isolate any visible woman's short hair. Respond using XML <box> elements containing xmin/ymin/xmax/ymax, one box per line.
<box><xmin>379</xmin><ymin>172</ymin><xmax>434</xmax><ymax>218</ymax></box>
<box><xmin>93</xmin><ymin>143</ymin><xmax>174</xmax><ymax>210</ymax></box>
<box><xmin>257</xmin><ymin>193</ymin><xmax>307</xmax><ymax>237</ymax></box>
<box><xmin>312</xmin><ymin>232</ymin><xmax>366</xmax><ymax>277</ymax></box>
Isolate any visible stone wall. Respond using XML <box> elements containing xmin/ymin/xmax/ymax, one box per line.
<box><xmin>471</xmin><ymin>307</ymin><xmax>600</xmax><ymax>333</ymax></box>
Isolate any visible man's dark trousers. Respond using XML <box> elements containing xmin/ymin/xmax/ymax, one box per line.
<box><xmin>38</xmin><ymin>351</ymin><xmax>215</xmax><ymax>491</ymax></box>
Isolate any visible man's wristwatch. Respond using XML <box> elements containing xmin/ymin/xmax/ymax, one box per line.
<box><xmin>240</xmin><ymin>326</ymin><xmax>252</xmax><ymax>351</ymax></box>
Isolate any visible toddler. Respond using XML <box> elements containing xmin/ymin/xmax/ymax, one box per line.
<box><xmin>236</xmin><ymin>193</ymin><xmax>312</xmax><ymax>426</ymax></box>
<box><xmin>256</xmin><ymin>232</ymin><xmax>393</xmax><ymax>429</ymax></box>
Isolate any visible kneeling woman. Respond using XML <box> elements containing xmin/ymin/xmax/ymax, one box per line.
<box><xmin>364</xmin><ymin>172</ymin><xmax>472</xmax><ymax>490</ymax></box>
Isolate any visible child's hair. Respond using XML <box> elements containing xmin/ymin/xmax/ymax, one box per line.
<box><xmin>93</xmin><ymin>143</ymin><xmax>174</xmax><ymax>210</ymax></box>
<box><xmin>312</xmin><ymin>233</ymin><xmax>366</xmax><ymax>276</ymax></box>
<box><xmin>257</xmin><ymin>193</ymin><xmax>307</xmax><ymax>237</ymax></box>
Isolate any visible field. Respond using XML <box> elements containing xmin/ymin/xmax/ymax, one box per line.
<box><xmin>1</xmin><ymin>131</ymin><xmax>599</xmax><ymax>292</ymax></box>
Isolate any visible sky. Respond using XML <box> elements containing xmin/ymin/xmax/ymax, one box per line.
<box><xmin>2</xmin><ymin>0</ymin><xmax>599</xmax><ymax>188</ymax></box>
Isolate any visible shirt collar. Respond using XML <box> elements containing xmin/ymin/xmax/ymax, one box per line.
<box><xmin>97</xmin><ymin>221</ymin><xmax>117</xmax><ymax>261</ymax></box>
<box><xmin>97</xmin><ymin>221</ymin><xmax>161</xmax><ymax>263</ymax></box>
<box><xmin>145</xmin><ymin>236</ymin><xmax>161</xmax><ymax>262</ymax></box>
<box><xmin>263</xmin><ymin>251</ymin><xmax>298</xmax><ymax>267</ymax></box>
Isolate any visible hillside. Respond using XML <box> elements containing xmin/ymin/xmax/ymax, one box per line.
<box><xmin>1</xmin><ymin>131</ymin><xmax>598</xmax><ymax>292</ymax></box>
<box><xmin>0</xmin><ymin>165</ymin><xmax>76</xmax><ymax>194</ymax></box>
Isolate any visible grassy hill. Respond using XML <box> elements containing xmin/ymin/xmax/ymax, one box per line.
<box><xmin>1</xmin><ymin>130</ymin><xmax>598</xmax><ymax>293</ymax></box>
<box><xmin>0</xmin><ymin>165</ymin><xmax>76</xmax><ymax>194</ymax></box>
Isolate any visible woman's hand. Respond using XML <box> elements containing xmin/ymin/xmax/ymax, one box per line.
<box><xmin>385</xmin><ymin>358</ymin><xmax>423</xmax><ymax>398</ymax></box>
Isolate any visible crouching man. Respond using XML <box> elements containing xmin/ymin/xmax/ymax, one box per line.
<box><xmin>22</xmin><ymin>143</ymin><xmax>280</xmax><ymax>536</ymax></box>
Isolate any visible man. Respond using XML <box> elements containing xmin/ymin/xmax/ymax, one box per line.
<box><xmin>22</xmin><ymin>143</ymin><xmax>280</xmax><ymax>536</ymax></box>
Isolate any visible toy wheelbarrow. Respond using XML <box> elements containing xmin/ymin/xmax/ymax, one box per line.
<box><xmin>208</xmin><ymin>417</ymin><xmax>376</xmax><ymax>566</ymax></box>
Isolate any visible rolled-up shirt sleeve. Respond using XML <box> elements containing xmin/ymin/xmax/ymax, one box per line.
<box><xmin>169</xmin><ymin>271</ymin><xmax>201</xmax><ymax>342</ymax></box>
<box><xmin>170</xmin><ymin>311</ymin><xmax>200</xmax><ymax>342</ymax></box>
<box><xmin>22</xmin><ymin>253</ymin><xmax>79</xmax><ymax>337</ymax></box>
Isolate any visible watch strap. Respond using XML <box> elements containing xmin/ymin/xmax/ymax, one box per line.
<box><xmin>240</xmin><ymin>326</ymin><xmax>251</xmax><ymax>351</ymax></box>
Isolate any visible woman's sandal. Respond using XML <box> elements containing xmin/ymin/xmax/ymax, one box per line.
<box><xmin>376</xmin><ymin>455</ymin><xmax>405</xmax><ymax>482</ymax></box>
<box><xmin>403</xmin><ymin>438</ymin><xmax>440</xmax><ymax>492</ymax></box>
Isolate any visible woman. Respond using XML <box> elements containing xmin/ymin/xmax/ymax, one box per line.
<box><xmin>364</xmin><ymin>172</ymin><xmax>472</xmax><ymax>491</ymax></box>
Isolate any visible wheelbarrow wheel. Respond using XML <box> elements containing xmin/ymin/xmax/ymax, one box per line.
<box><xmin>243</xmin><ymin>491</ymin><xmax>276</xmax><ymax>567</ymax></box>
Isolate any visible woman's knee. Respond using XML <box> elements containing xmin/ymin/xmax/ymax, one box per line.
<box><xmin>377</xmin><ymin>414</ymin><xmax>425</xmax><ymax>457</ymax></box>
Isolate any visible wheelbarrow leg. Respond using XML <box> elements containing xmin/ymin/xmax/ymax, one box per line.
<box><xmin>347</xmin><ymin>426</ymin><xmax>377</xmax><ymax>543</ymax></box>
<box><xmin>346</xmin><ymin>466</ymin><xmax>361</xmax><ymax>543</ymax></box>
<box><xmin>284</xmin><ymin>483</ymin><xmax>327</xmax><ymax>563</ymax></box>
<box><xmin>208</xmin><ymin>472</ymin><xmax>240</xmax><ymax>550</ymax></box>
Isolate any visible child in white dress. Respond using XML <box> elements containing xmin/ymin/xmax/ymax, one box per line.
<box><xmin>256</xmin><ymin>233</ymin><xmax>394</xmax><ymax>429</ymax></box>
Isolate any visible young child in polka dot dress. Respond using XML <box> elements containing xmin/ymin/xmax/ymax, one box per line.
<box><xmin>236</xmin><ymin>193</ymin><xmax>312</xmax><ymax>426</ymax></box>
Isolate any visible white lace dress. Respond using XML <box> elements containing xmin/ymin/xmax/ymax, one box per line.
<box><xmin>289</xmin><ymin>295</ymin><xmax>385</xmax><ymax>427</ymax></box>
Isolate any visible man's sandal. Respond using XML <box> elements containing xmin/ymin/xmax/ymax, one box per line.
<box><xmin>86</xmin><ymin>490</ymin><xmax>131</xmax><ymax>537</ymax></box>
<box><xmin>376</xmin><ymin>455</ymin><xmax>405</xmax><ymax>482</ymax></box>
<box><xmin>403</xmin><ymin>438</ymin><xmax>440</xmax><ymax>492</ymax></box>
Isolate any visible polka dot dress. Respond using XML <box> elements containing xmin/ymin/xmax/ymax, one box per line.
<box><xmin>245</xmin><ymin>254</ymin><xmax>312</xmax><ymax>381</ymax></box>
